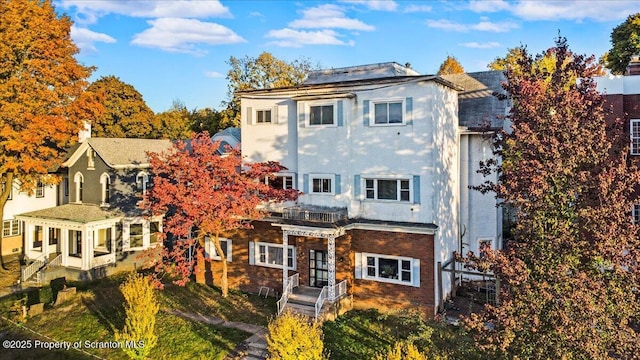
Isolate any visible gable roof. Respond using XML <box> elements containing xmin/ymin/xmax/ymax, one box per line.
<box><xmin>442</xmin><ymin>71</ymin><xmax>509</xmax><ymax>129</ymax></box>
<box><xmin>62</xmin><ymin>138</ymin><xmax>173</xmax><ymax>169</ymax></box>
<box><xmin>16</xmin><ymin>203</ymin><xmax>123</xmax><ymax>224</ymax></box>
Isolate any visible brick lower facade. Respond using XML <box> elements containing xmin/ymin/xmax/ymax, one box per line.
<box><xmin>205</xmin><ymin>220</ymin><xmax>436</xmax><ymax>318</ymax></box>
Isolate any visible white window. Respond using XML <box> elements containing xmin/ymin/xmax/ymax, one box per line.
<box><xmin>74</xmin><ymin>172</ymin><xmax>84</xmax><ymax>203</ymax></box>
<box><xmin>94</xmin><ymin>228</ymin><xmax>112</xmax><ymax>251</ymax></box>
<box><xmin>205</xmin><ymin>236</ymin><xmax>232</xmax><ymax>261</ymax></box>
<box><xmin>358</xmin><ymin>252</ymin><xmax>419</xmax><ymax>286</ymax></box>
<box><xmin>311</xmin><ymin>176</ymin><xmax>333</xmax><ymax>194</ymax></box>
<box><xmin>36</xmin><ymin>181</ymin><xmax>45</xmax><ymax>198</ymax></box>
<box><xmin>373</xmin><ymin>100</ymin><xmax>404</xmax><ymax>125</ymax></box>
<box><xmin>100</xmin><ymin>173</ymin><xmax>111</xmax><ymax>205</ymax></box>
<box><xmin>2</xmin><ymin>220</ymin><xmax>21</xmax><ymax>237</ymax></box>
<box><xmin>309</xmin><ymin>104</ymin><xmax>334</xmax><ymax>126</ymax></box>
<box><xmin>251</xmin><ymin>242</ymin><xmax>295</xmax><ymax>270</ymax></box>
<box><xmin>631</xmin><ymin>119</ymin><xmax>640</xmax><ymax>155</ymax></box>
<box><xmin>266</xmin><ymin>174</ymin><xmax>294</xmax><ymax>190</ymax></box>
<box><xmin>63</xmin><ymin>178</ymin><xmax>69</xmax><ymax>197</ymax></box>
<box><xmin>87</xmin><ymin>148</ymin><xmax>95</xmax><ymax>169</ymax></box>
<box><xmin>256</xmin><ymin>109</ymin><xmax>272</xmax><ymax>124</ymax></box>
<box><xmin>136</xmin><ymin>171</ymin><xmax>149</xmax><ymax>195</ymax></box>
<box><xmin>633</xmin><ymin>204</ymin><xmax>640</xmax><ymax>224</ymax></box>
<box><xmin>365</xmin><ymin>178</ymin><xmax>410</xmax><ymax>201</ymax></box>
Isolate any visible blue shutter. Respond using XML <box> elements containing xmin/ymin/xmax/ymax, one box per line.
<box><xmin>246</xmin><ymin>107</ymin><xmax>253</xmax><ymax>125</ymax></box>
<box><xmin>412</xmin><ymin>258</ymin><xmax>420</xmax><ymax>287</ymax></box>
<box><xmin>363</xmin><ymin>100</ymin><xmax>370</xmax><ymax>126</ymax></box>
<box><xmin>303</xmin><ymin>174</ymin><xmax>309</xmax><ymax>193</ymax></box>
<box><xmin>354</xmin><ymin>175</ymin><xmax>361</xmax><ymax>197</ymax></box>
<box><xmin>294</xmin><ymin>173</ymin><xmax>298</xmax><ymax>190</ymax></box>
<box><xmin>337</xmin><ymin>100</ymin><xmax>344</xmax><ymax>127</ymax></box>
<box><xmin>413</xmin><ymin>175</ymin><xmax>420</xmax><ymax>204</ymax></box>
<box><xmin>248</xmin><ymin>241</ymin><xmax>255</xmax><ymax>265</ymax></box>
<box><xmin>405</xmin><ymin>97</ymin><xmax>413</xmax><ymax>126</ymax></box>
<box><xmin>334</xmin><ymin>174</ymin><xmax>341</xmax><ymax>194</ymax></box>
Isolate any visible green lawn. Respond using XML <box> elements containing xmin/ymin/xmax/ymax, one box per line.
<box><xmin>0</xmin><ymin>276</ymin><xmax>275</xmax><ymax>359</ymax></box>
<box><xmin>322</xmin><ymin>309</ymin><xmax>485</xmax><ymax>360</ymax></box>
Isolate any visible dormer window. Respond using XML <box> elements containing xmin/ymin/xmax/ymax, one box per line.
<box><xmin>87</xmin><ymin>148</ymin><xmax>95</xmax><ymax>169</ymax></box>
<box><xmin>136</xmin><ymin>171</ymin><xmax>149</xmax><ymax>195</ymax></box>
<box><xmin>100</xmin><ymin>173</ymin><xmax>111</xmax><ymax>205</ymax></box>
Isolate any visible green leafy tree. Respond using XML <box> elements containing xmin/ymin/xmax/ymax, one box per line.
<box><xmin>154</xmin><ymin>100</ymin><xmax>192</xmax><ymax>140</ymax></box>
<box><xmin>189</xmin><ymin>107</ymin><xmax>223</xmax><ymax>134</ymax></box>
<box><xmin>0</xmin><ymin>0</ymin><xmax>99</xmax><ymax>269</ymax></box>
<box><xmin>487</xmin><ymin>46</ymin><xmax>527</xmax><ymax>71</ymax></box>
<box><xmin>267</xmin><ymin>312</ymin><xmax>324</xmax><ymax>360</ymax></box>
<box><xmin>462</xmin><ymin>37</ymin><xmax>640</xmax><ymax>358</ymax></box>
<box><xmin>115</xmin><ymin>273</ymin><xmax>159</xmax><ymax>360</ymax></box>
<box><xmin>437</xmin><ymin>55</ymin><xmax>465</xmax><ymax>75</ymax></box>
<box><xmin>88</xmin><ymin>75</ymin><xmax>158</xmax><ymax>138</ymax></box>
<box><xmin>602</xmin><ymin>13</ymin><xmax>640</xmax><ymax>74</ymax></box>
<box><xmin>222</xmin><ymin>52</ymin><xmax>314</xmax><ymax>127</ymax></box>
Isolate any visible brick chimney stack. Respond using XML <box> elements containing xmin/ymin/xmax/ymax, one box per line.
<box><xmin>626</xmin><ymin>53</ymin><xmax>640</xmax><ymax>76</ymax></box>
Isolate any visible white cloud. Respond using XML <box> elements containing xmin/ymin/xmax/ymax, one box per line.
<box><xmin>426</xmin><ymin>18</ymin><xmax>519</xmax><ymax>32</ymax></box>
<box><xmin>340</xmin><ymin>0</ymin><xmax>398</xmax><ymax>11</ymax></box>
<box><xmin>59</xmin><ymin>0</ymin><xmax>232</xmax><ymax>24</ymax></box>
<box><xmin>290</xmin><ymin>4</ymin><xmax>375</xmax><ymax>31</ymax></box>
<box><xmin>403</xmin><ymin>4</ymin><xmax>433</xmax><ymax>13</ymax></box>
<box><xmin>510</xmin><ymin>1</ymin><xmax>637</xmax><ymax>22</ymax></box>
<box><xmin>70</xmin><ymin>25</ymin><xmax>116</xmax><ymax>54</ymax></box>
<box><xmin>131</xmin><ymin>18</ymin><xmax>246</xmax><ymax>55</ymax></box>
<box><xmin>468</xmin><ymin>0</ymin><xmax>511</xmax><ymax>13</ymax></box>
<box><xmin>204</xmin><ymin>71</ymin><xmax>224</xmax><ymax>78</ymax></box>
<box><xmin>266</xmin><ymin>28</ymin><xmax>355</xmax><ymax>48</ymax></box>
<box><xmin>459</xmin><ymin>41</ymin><xmax>502</xmax><ymax>49</ymax></box>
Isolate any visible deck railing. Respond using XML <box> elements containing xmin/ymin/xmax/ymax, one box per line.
<box><xmin>283</xmin><ymin>207</ymin><xmax>348</xmax><ymax>223</ymax></box>
<box><xmin>21</xmin><ymin>253</ymin><xmax>47</xmax><ymax>282</ymax></box>
<box><xmin>314</xmin><ymin>280</ymin><xmax>348</xmax><ymax>322</ymax></box>
<box><xmin>276</xmin><ymin>273</ymin><xmax>299</xmax><ymax>315</ymax></box>
<box><xmin>49</xmin><ymin>253</ymin><xmax>63</xmax><ymax>267</ymax></box>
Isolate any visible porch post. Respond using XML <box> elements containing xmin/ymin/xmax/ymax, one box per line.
<box><xmin>328</xmin><ymin>235</ymin><xmax>336</xmax><ymax>299</ymax></box>
<box><xmin>61</xmin><ymin>228</ymin><xmax>68</xmax><ymax>267</ymax></box>
<box><xmin>282</xmin><ymin>230</ymin><xmax>289</xmax><ymax>292</ymax></box>
<box><xmin>42</xmin><ymin>226</ymin><xmax>49</xmax><ymax>257</ymax></box>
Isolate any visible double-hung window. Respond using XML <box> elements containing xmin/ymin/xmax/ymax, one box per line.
<box><xmin>633</xmin><ymin>204</ymin><xmax>640</xmax><ymax>224</ymax></box>
<box><xmin>256</xmin><ymin>109</ymin><xmax>272</xmax><ymax>124</ymax></box>
<box><xmin>631</xmin><ymin>119</ymin><xmax>640</xmax><ymax>155</ymax></box>
<box><xmin>365</xmin><ymin>178</ymin><xmax>410</xmax><ymax>201</ymax></box>
<box><xmin>309</xmin><ymin>105</ymin><xmax>334</xmax><ymax>126</ymax></box>
<box><xmin>312</xmin><ymin>178</ymin><xmax>332</xmax><ymax>194</ymax></box>
<box><xmin>2</xmin><ymin>220</ymin><xmax>21</xmax><ymax>237</ymax></box>
<box><xmin>36</xmin><ymin>181</ymin><xmax>45</xmax><ymax>198</ymax></box>
<box><xmin>374</xmin><ymin>101</ymin><xmax>403</xmax><ymax>125</ymax></box>
<box><xmin>205</xmin><ymin>236</ymin><xmax>232</xmax><ymax>261</ymax></box>
<box><xmin>268</xmin><ymin>174</ymin><xmax>294</xmax><ymax>190</ymax></box>
<box><xmin>252</xmin><ymin>242</ymin><xmax>295</xmax><ymax>269</ymax></box>
<box><xmin>360</xmin><ymin>253</ymin><xmax>417</xmax><ymax>286</ymax></box>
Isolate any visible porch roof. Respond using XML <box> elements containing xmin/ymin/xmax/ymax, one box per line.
<box><xmin>16</xmin><ymin>204</ymin><xmax>124</xmax><ymax>224</ymax></box>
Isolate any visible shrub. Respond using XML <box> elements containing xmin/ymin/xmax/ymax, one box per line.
<box><xmin>267</xmin><ymin>312</ymin><xmax>324</xmax><ymax>360</ymax></box>
<box><xmin>115</xmin><ymin>273</ymin><xmax>159</xmax><ymax>360</ymax></box>
<box><xmin>374</xmin><ymin>341</ymin><xmax>429</xmax><ymax>360</ymax></box>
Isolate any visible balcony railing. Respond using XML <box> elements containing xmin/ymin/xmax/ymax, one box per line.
<box><xmin>283</xmin><ymin>206</ymin><xmax>348</xmax><ymax>223</ymax></box>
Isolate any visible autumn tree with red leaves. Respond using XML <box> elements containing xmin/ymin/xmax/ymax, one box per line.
<box><xmin>462</xmin><ymin>37</ymin><xmax>640</xmax><ymax>358</ymax></box>
<box><xmin>0</xmin><ymin>0</ymin><xmax>99</xmax><ymax>269</ymax></box>
<box><xmin>147</xmin><ymin>133</ymin><xmax>297</xmax><ymax>297</ymax></box>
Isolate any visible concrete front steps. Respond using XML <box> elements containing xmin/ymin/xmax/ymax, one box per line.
<box><xmin>283</xmin><ymin>286</ymin><xmax>353</xmax><ymax>322</ymax></box>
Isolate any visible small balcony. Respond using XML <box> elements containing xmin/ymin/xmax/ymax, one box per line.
<box><xmin>283</xmin><ymin>206</ymin><xmax>348</xmax><ymax>223</ymax></box>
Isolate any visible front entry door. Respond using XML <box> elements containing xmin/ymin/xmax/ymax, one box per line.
<box><xmin>309</xmin><ymin>250</ymin><xmax>328</xmax><ymax>288</ymax></box>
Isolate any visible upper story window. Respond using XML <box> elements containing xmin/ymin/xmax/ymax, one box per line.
<box><xmin>256</xmin><ymin>109</ymin><xmax>272</xmax><ymax>124</ymax></box>
<box><xmin>2</xmin><ymin>219</ymin><xmax>21</xmax><ymax>237</ymax></box>
<box><xmin>633</xmin><ymin>204</ymin><xmax>640</xmax><ymax>224</ymax></box>
<box><xmin>365</xmin><ymin>178</ymin><xmax>410</xmax><ymax>201</ymax></box>
<box><xmin>63</xmin><ymin>178</ymin><xmax>69</xmax><ymax>197</ymax></box>
<box><xmin>478</xmin><ymin>238</ymin><xmax>493</xmax><ymax>258</ymax></box>
<box><xmin>311</xmin><ymin>175</ymin><xmax>333</xmax><ymax>194</ymax></box>
<box><xmin>632</xmin><ymin>120</ymin><xmax>640</xmax><ymax>155</ymax></box>
<box><xmin>74</xmin><ymin>172</ymin><xmax>84</xmax><ymax>203</ymax></box>
<box><xmin>309</xmin><ymin>105</ymin><xmax>334</xmax><ymax>126</ymax></box>
<box><xmin>374</xmin><ymin>101</ymin><xmax>404</xmax><ymax>125</ymax></box>
<box><xmin>100</xmin><ymin>173</ymin><xmax>111</xmax><ymax>205</ymax></box>
<box><xmin>87</xmin><ymin>148</ymin><xmax>95</xmax><ymax>169</ymax></box>
<box><xmin>36</xmin><ymin>181</ymin><xmax>45</xmax><ymax>198</ymax></box>
<box><xmin>136</xmin><ymin>171</ymin><xmax>149</xmax><ymax>195</ymax></box>
<box><xmin>267</xmin><ymin>174</ymin><xmax>294</xmax><ymax>190</ymax></box>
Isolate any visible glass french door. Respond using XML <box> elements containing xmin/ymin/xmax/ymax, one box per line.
<box><xmin>309</xmin><ymin>250</ymin><xmax>328</xmax><ymax>288</ymax></box>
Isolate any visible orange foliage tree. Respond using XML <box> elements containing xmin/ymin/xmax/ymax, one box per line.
<box><xmin>146</xmin><ymin>133</ymin><xmax>298</xmax><ymax>297</ymax></box>
<box><xmin>0</xmin><ymin>0</ymin><xmax>99</xmax><ymax>268</ymax></box>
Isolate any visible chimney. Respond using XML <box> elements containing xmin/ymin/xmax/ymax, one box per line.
<box><xmin>78</xmin><ymin>121</ymin><xmax>91</xmax><ymax>143</ymax></box>
<box><xmin>626</xmin><ymin>53</ymin><xmax>640</xmax><ymax>76</ymax></box>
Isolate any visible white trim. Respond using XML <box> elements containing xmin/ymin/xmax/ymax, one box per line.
<box><xmin>2</xmin><ymin>219</ymin><xmax>21</xmax><ymax>237</ymax></box>
<box><xmin>360</xmin><ymin>252</ymin><xmax>418</xmax><ymax>287</ymax></box>
<box><xmin>205</xmin><ymin>236</ymin><xmax>232</xmax><ymax>262</ymax></box>
<box><xmin>309</xmin><ymin>173</ymin><xmax>335</xmax><ymax>195</ymax></box>
<box><xmin>252</xmin><ymin>241</ymin><xmax>296</xmax><ymax>270</ymax></box>
<box><xmin>136</xmin><ymin>171</ymin><xmax>149</xmax><ymax>196</ymax></box>
<box><xmin>266</xmin><ymin>172</ymin><xmax>295</xmax><ymax>190</ymax></box>
<box><xmin>305</xmin><ymin>101</ymin><xmax>337</xmax><ymax>127</ymax></box>
<box><xmin>363</xmin><ymin>177</ymin><xmax>412</xmax><ymax>202</ymax></box>
<box><xmin>100</xmin><ymin>173</ymin><xmax>111</xmax><ymax>206</ymax></box>
<box><xmin>254</xmin><ymin>108</ymin><xmax>274</xmax><ymax>125</ymax></box>
<box><xmin>477</xmin><ymin>237</ymin><xmax>494</xmax><ymax>257</ymax></box>
<box><xmin>370</xmin><ymin>98</ymin><xmax>406</xmax><ymax>126</ymax></box>
<box><xmin>74</xmin><ymin>172</ymin><xmax>84</xmax><ymax>203</ymax></box>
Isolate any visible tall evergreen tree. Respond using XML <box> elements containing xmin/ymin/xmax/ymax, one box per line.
<box><xmin>463</xmin><ymin>37</ymin><xmax>640</xmax><ymax>358</ymax></box>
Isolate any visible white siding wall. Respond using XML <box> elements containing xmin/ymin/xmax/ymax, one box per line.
<box><xmin>3</xmin><ymin>181</ymin><xmax>57</xmax><ymax>219</ymax></box>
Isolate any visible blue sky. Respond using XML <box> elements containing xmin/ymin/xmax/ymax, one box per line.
<box><xmin>56</xmin><ymin>0</ymin><xmax>640</xmax><ymax>113</ymax></box>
